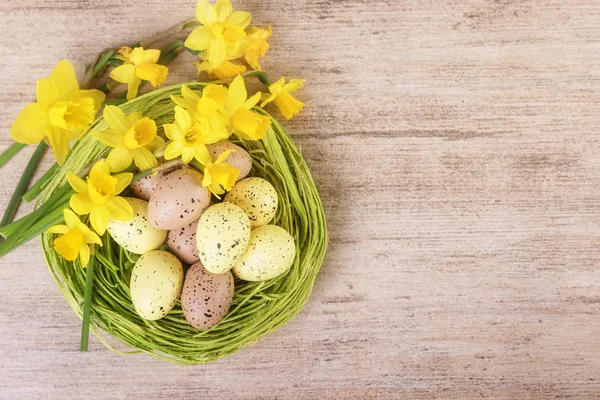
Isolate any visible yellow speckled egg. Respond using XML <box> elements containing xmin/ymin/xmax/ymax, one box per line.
<box><xmin>107</xmin><ymin>198</ymin><xmax>167</xmax><ymax>254</ymax></box>
<box><xmin>224</xmin><ymin>177</ymin><xmax>278</xmax><ymax>228</ymax></box>
<box><xmin>196</xmin><ymin>202</ymin><xmax>251</xmax><ymax>274</ymax></box>
<box><xmin>206</xmin><ymin>141</ymin><xmax>252</xmax><ymax>181</ymax></box>
<box><xmin>130</xmin><ymin>250</ymin><xmax>183</xmax><ymax>321</ymax></box>
<box><xmin>148</xmin><ymin>168</ymin><xmax>211</xmax><ymax>230</ymax></box>
<box><xmin>232</xmin><ymin>225</ymin><xmax>296</xmax><ymax>282</ymax></box>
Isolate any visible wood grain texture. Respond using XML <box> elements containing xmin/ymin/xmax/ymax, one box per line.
<box><xmin>1</xmin><ymin>0</ymin><xmax>600</xmax><ymax>398</ymax></box>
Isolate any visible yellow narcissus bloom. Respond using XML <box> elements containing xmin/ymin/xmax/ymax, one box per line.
<box><xmin>110</xmin><ymin>46</ymin><xmax>168</xmax><ymax>101</ymax></box>
<box><xmin>163</xmin><ymin>107</ymin><xmax>228</xmax><ymax>164</ymax></box>
<box><xmin>67</xmin><ymin>160</ymin><xmax>133</xmax><ymax>235</ymax></box>
<box><xmin>261</xmin><ymin>77</ymin><xmax>305</xmax><ymax>120</ymax></box>
<box><xmin>92</xmin><ymin>106</ymin><xmax>164</xmax><ymax>172</ymax></box>
<box><xmin>196</xmin><ymin>60</ymin><xmax>247</xmax><ymax>80</ymax></box>
<box><xmin>197</xmin><ymin>149</ymin><xmax>240</xmax><ymax>197</ymax></box>
<box><xmin>47</xmin><ymin>209</ymin><xmax>102</xmax><ymax>267</ymax></box>
<box><xmin>170</xmin><ymin>84</ymin><xmax>228</xmax><ymax>120</ymax></box>
<box><xmin>245</xmin><ymin>25</ymin><xmax>271</xmax><ymax>70</ymax></box>
<box><xmin>222</xmin><ymin>75</ymin><xmax>271</xmax><ymax>140</ymax></box>
<box><xmin>10</xmin><ymin>60</ymin><xmax>105</xmax><ymax>165</ymax></box>
<box><xmin>185</xmin><ymin>0</ymin><xmax>251</xmax><ymax>68</ymax></box>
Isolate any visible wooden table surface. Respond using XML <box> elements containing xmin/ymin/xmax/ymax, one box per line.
<box><xmin>1</xmin><ymin>0</ymin><xmax>600</xmax><ymax>398</ymax></box>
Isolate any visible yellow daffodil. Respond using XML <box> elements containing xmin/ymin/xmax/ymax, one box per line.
<box><xmin>195</xmin><ymin>59</ymin><xmax>247</xmax><ymax>80</ymax></box>
<box><xmin>197</xmin><ymin>149</ymin><xmax>240</xmax><ymax>197</ymax></box>
<box><xmin>261</xmin><ymin>77</ymin><xmax>305</xmax><ymax>120</ymax></box>
<box><xmin>67</xmin><ymin>160</ymin><xmax>133</xmax><ymax>235</ymax></box>
<box><xmin>185</xmin><ymin>0</ymin><xmax>251</xmax><ymax>68</ymax></box>
<box><xmin>9</xmin><ymin>60</ymin><xmax>105</xmax><ymax>165</ymax></box>
<box><xmin>47</xmin><ymin>209</ymin><xmax>102</xmax><ymax>267</ymax></box>
<box><xmin>163</xmin><ymin>106</ymin><xmax>228</xmax><ymax>164</ymax></box>
<box><xmin>92</xmin><ymin>106</ymin><xmax>163</xmax><ymax>172</ymax></box>
<box><xmin>222</xmin><ymin>75</ymin><xmax>271</xmax><ymax>140</ymax></box>
<box><xmin>245</xmin><ymin>25</ymin><xmax>271</xmax><ymax>70</ymax></box>
<box><xmin>170</xmin><ymin>84</ymin><xmax>228</xmax><ymax>120</ymax></box>
<box><xmin>110</xmin><ymin>46</ymin><xmax>168</xmax><ymax>101</ymax></box>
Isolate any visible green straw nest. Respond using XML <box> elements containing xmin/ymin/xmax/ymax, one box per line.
<box><xmin>39</xmin><ymin>82</ymin><xmax>328</xmax><ymax>364</ymax></box>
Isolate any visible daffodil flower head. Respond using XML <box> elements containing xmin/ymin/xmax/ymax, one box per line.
<box><xmin>245</xmin><ymin>25</ymin><xmax>272</xmax><ymax>70</ymax></box>
<box><xmin>222</xmin><ymin>75</ymin><xmax>271</xmax><ymax>140</ymax></box>
<box><xmin>110</xmin><ymin>46</ymin><xmax>169</xmax><ymax>101</ymax></box>
<box><xmin>261</xmin><ymin>77</ymin><xmax>305</xmax><ymax>120</ymax></box>
<box><xmin>163</xmin><ymin>106</ymin><xmax>228</xmax><ymax>164</ymax></box>
<box><xmin>185</xmin><ymin>0</ymin><xmax>251</xmax><ymax>68</ymax></box>
<box><xmin>9</xmin><ymin>60</ymin><xmax>105</xmax><ymax>165</ymax></box>
<box><xmin>195</xmin><ymin>59</ymin><xmax>247</xmax><ymax>80</ymax></box>
<box><xmin>197</xmin><ymin>149</ymin><xmax>240</xmax><ymax>197</ymax></box>
<box><xmin>170</xmin><ymin>84</ymin><xmax>228</xmax><ymax>120</ymax></box>
<box><xmin>47</xmin><ymin>209</ymin><xmax>102</xmax><ymax>267</ymax></box>
<box><xmin>67</xmin><ymin>160</ymin><xmax>134</xmax><ymax>235</ymax></box>
<box><xmin>92</xmin><ymin>106</ymin><xmax>164</xmax><ymax>172</ymax></box>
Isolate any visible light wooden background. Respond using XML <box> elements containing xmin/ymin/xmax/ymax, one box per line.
<box><xmin>1</xmin><ymin>0</ymin><xmax>599</xmax><ymax>398</ymax></box>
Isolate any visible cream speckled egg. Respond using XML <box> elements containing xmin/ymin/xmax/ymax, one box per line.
<box><xmin>167</xmin><ymin>220</ymin><xmax>200</xmax><ymax>264</ymax></box>
<box><xmin>181</xmin><ymin>261</ymin><xmax>234</xmax><ymax>330</ymax></box>
<box><xmin>107</xmin><ymin>197</ymin><xmax>167</xmax><ymax>254</ymax></box>
<box><xmin>130</xmin><ymin>166</ymin><xmax>179</xmax><ymax>201</ymax></box>
<box><xmin>232</xmin><ymin>225</ymin><xmax>296</xmax><ymax>282</ymax></box>
<box><xmin>148</xmin><ymin>168</ymin><xmax>211</xmax><ymax>230</ymax></box>
<box><xmin>130</xmin><ymin>250</ymin><xmax>183</xmax><ymax>321</ymax></box>
<box><xmin>224</xmin><ymin>178</ymin><xmax>278</xmax><ymax>228</ymax></box>
<box><xmin>206</xmin><ymin>141</ymin><xmax>252</xmax><ymax>181</ymax></box>
<box><xmin>196</xmin><ymin>202</ymin><xmax>251</xmax><ymax>274</ymax></box>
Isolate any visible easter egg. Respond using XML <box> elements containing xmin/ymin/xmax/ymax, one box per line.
<box><xmin>206</xmin><ymin>141</ymin><xmax>252</xmax><ymax>181</ymax></box>
<box><xmin>130</xmin><ymin>250</ymin><xmax>184</xmax><ymax>321</ymax></box>
<box><xmin>224</xmin><ymin>177</ymin><xmax>278</xmax><ymax>228</ymax></box>
<box><xmin>148</xmin><ymin>168</ymin><xmax>211</xmax><ymax>230</ymax></box>
<box><xmin>232</xmin><ymin>225</ymin><xmax>296</xmax><ymax>282</ymax></box>
<box><xmin>130</xmin><ymin>165</ymin><xmax>179</xmax><ymax>201</ymax></box>
<box><xmin>107</xmin><ymin>197</ymin><xmax>167</xmax><ymax>254</ymax></box>
<box><xmin>180</xmin><ymin>261</ymin><xmax>234</xmax><ymax>330</ymax></box>
<box><xmin>196</xmin><ymin>202</ymin><xmax>251</xmax><ymax>274</ymax></box>
<box><xmin>167</xmin><ymin>220</ymin><xmax>200</xmax><ymax>264</ymax></box>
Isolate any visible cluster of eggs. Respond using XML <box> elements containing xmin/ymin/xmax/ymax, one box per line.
<box><xmin>107</xmin><ymin>141</ymin><xmax>296</xmax><ymax>329</ymax></box>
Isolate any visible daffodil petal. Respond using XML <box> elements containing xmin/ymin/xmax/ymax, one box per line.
<box><xmin>80</xmin><ymin>224</ymin><xmax>102</xmax><ymax>245</ymax></box>
<box><xmin>182</xmin><ymin>146</ymin><xmax>195</xmax><ymax>164</ymax></box>
<box><xmin>126</xmin><ymin>78</ymin><xmax>142</xmax><ymax>101</ymax></box>
<box><xmin>113</xmin><ymin>172</ymin><xmax>133</xmax><ymax>195</ymax></box>
<box><xmin>226</xmin><ymin>11</ymin><xmax>251</xmax><ymax>29</ymax></box>
<box><xmin>70</xmin><ymin>89</ymin><xmax>106</xmax><ymax>111</ymax></box>
<box><xmin>214</xmin><ymin>149</ymin><xmax>235</xmax><ymax>165</ymax></box>
<box><xmin>245</xmin><ymin>92</ymin><xmax>261</xmax><ymax>109</ymax></box>
<box><xmin>284</xmin><ymin>79</ymin><xmax>306</xmax><ymax>93</ymax></box>
<box><xmin>174</xmin><ymin>107</ymin><xmax>193</xmax><ymax>131</ymax></box>
<box><xmin>90</xmin><ymin>160</ymin><xmax>111</xmax><ymax>177</ymax></box>
<box><xmin>79</xmin><ymin>244</ymin><xmax>91</xmax><ymax>267</ymax></box>
<box><xmin>260</xmin><ymin>93</ymin><xmax>277</xmax><ymax>107</ymax></box>
<box><xmin>49</xmin><ymin>60</ymin><xmax>80</xmax><ymax>100</ymax></box>
<box><xmin>185</xmin><ymin>26</ymin><xmax>212</xmax><ymax>51</ymax></box>
<box><xmin>47</xmin><ymin>224</ymin><xmax>69</xmax><ymax>235</ymax></box>
<box><xmin>110</xmin><ymin>64</ymin><xmax>136</xmax><ymax>84</ymax></box>
<box><xmin>9</xmin><ymin>103</ymin><xmax>49</xmax><ymax>144</ymax></box>
<box><xmin>132</xmin><ymin>146</ymin><xmax>158</xmax><ymax>171</ymax></box>
<box><xmin>106</xmin><ymin>147</ymin><xmax>133</xmax><ymax>172</ymax></box>
<box><xmin>215</xmin><ymin>0</ymin><xmax>232</xmax><ymax>21</ymax></box>
<box><xmin>92</xmin><ymin>129</ymin><xmax>126</xmax><ymax>148</ymax></box>
<box><xmin>195</xmin><ymin>144</ymin><xmax>212</xmax><ymax>165</ymax></box>
<box><xmin>196</xmin><ymin>0</ymin><xmax>217</xmax><ymax>26</ymax></box>
<box><xmin>67</xmin><ymin>172</ymin><xmax>87</xmax><ymax>194</ymax></box>
<box><xmin>63</xmin><ymin>209</ymin><xmax>80</xmax><ymax>229</ymax></box>
<box><xmin>90</xmin><ymin>205</ymin><xmax>109</xmax><ymax>235</ymax></box>
<box><xmin>106</xmin><ymin>197</ymin><xmax>134</xmax><ymax>221</ymax></box>
<box><xmin>269</xmin><ymin>77</ymin><xmax>286</xmax><ymax>95</ymax></box>
<box><xmin>228</xmin><ymin>75</ymin><xmax>247</xmax><ymax>108</ymax></box>
<box><xmin>207</xmin><ymin>39</ymin><xmax>227</xmax><ymax>69</ymax></box>
<box><xmin>47</xmin><ymin>128</ymin><xmax>71</xmax><ymax>165</ymax></box>
<box><xmin>164</xmin><ymin>141</ymin><xmax>184</xmax><ymax>160</ymax></box>
<box><xmin>103</xmin><ymin>105</ymin><xmax>129</xmax><ymax>132</ymax></box>
<box><xmin>70</xmin><ymin>193</ymin><xmax>93</xmax><ymax>215</ymax></box>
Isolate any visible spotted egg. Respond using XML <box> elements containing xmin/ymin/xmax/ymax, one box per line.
<box><xmin>130</xmin><ymin>165</ymin><xmax>179</xmax><ymax>201</ymax></box>
<box><xmin>196</xmin><ymin>202</ymin><xmax>251</xmax><ymax>274</ymax></box>
<box><xmin>148</xmin><ymin>168</ymin><xmax>211</xmax><ymax>230</ymax></box>
<box><xmin>167</xmin><ymin>220</ymin><xmax>200</xmax><ymax>264</ymax></box>
<box><xmin>107</xmin><ymin>197</ymin><xmax>168</xmax><ymax>254</ymax></box>
<box><xmin>224</xmin><ymin>177</ymin><xmax>278</xmax><ymax>228</ymax></box>
<box><xmin>180</xmin><ymin>261</ymin><xmax>234</xmax><ymax>330</ymax></box>
<box><xmin>206</xmin><ymin>141</ymin><xmax>252</xmax><ymax>181</ymax></box>
<box><xmin>232</xmin><ymin>225</ymin><xmax>296</xmax><ymax>282</ymax></box>
<box><xmin>130</xmin><ymin>250</ymin><xmax>183</xmax><ymax>321</ymax></box>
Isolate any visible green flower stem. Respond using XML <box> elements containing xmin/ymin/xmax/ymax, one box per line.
<box><xmin>0</xmin><ymin>142</ymin><xmax>48</xmax><ymax>228</ymax></box>
<box><xmin>0</xmin><ymin>143</ymin><xmax>26</xmax><ymax>169</ymax></box>
<box><xmin>80</xmin><ymin>246</ymin><xmax>96</xmax><ymax>352</ymax></box>
<box><xmin>139</xmin><ymin>18</ymin><xmax>197</xmax><ymax>48</ymax></box>
<box><xmin>22</xmin><ymin>163</ymin><xmax>58</xmax><ymax>202</ymax></box>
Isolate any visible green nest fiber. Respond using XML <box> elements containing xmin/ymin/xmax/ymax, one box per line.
<box><xmin>39</xmin><ymin>82</ymin><xmax>328</xmax><ymax>364</ymax></box>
